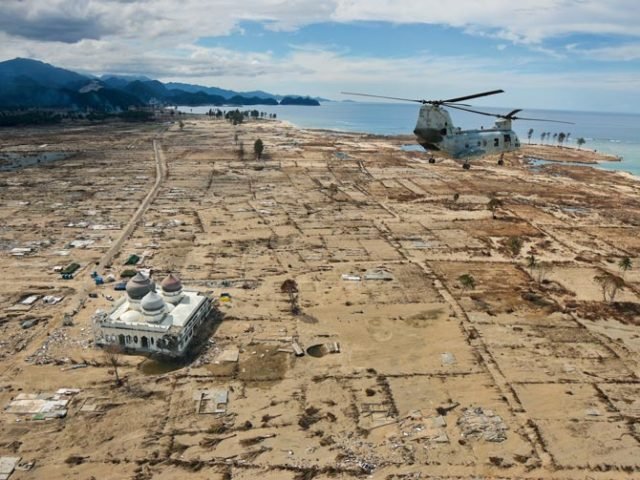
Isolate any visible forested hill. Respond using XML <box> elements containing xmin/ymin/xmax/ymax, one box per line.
<box><xmin>0</xmin><ymin>58</ymin><xmax>321</xmax><ymax>110</ymax></box>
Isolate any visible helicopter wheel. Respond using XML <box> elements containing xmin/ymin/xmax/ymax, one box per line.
<box><xmin>462</xmin><ymin>163</ymin><xmax>470</xmax><ymax>170</ymax></box>
<box><xmin>497</xmin><ymin>159</ymin><xmax>504</xmax><ymax>166</ymax></box>
<box><xmin>428</xmin><ymin>157</ymin><xmax>435</xmax><ymax>164</ymax></box>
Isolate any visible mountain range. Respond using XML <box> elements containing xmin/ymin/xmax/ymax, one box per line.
<box><xmin>0</xmin><ymin>58</ymin><xmax>320</xmax><ymax>110</ymax></box>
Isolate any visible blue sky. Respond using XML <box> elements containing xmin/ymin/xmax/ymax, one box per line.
<box><xmin>1</xmin><ymin>0</ymin><xmax>639</xmax><ymax>112</ymax></box>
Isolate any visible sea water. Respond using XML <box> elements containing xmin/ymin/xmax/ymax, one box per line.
<box><xmin>183</xmin><ymin>102</ymin><xmax>640</xmax><ymax>176</ymax></box>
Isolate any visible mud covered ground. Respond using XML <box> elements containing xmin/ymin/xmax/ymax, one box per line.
<box><xmin>0</xmin><ymin>117</ymin><xmax>639</xmax><ymax>479</ymax></box>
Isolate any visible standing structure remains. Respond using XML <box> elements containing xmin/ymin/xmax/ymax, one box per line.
<box><xmin>93</xmin><ymin>272</ymin><xmax>212</xmax><ymax>356</ymax></box>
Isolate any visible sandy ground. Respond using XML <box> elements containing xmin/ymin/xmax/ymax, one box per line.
<box><xmin>0</xmin><ymin>117</ymin><xmax>640</xmax><ymax>479</ymax></box>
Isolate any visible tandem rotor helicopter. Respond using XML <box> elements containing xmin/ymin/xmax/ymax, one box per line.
<box><xmin>341</xmin><ymin>89</ymin><xmax>573</xmax><ymax>169</ymax></box>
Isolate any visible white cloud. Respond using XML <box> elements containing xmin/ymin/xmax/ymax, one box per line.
<box><xmin>1</xmin><ymin>0</ymin><xmax>639</xmax><ymax>45</ymax></box>
<box><xmin>567</xmin><ymin>42</ymin><xmax>640</xmax><ymax>61</ymax></box>
<box><xmin>0</xmin><ymin>0</ymin><xmax>639</xmax><ymax>111</ymax></box>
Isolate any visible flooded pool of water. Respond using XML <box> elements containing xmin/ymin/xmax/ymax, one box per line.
<box><xmin>138</xmin><ymin>357</ymin><xmax>187</xmax><ymax>375</ymax></box>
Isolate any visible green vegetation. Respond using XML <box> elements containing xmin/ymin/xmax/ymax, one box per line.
<box><xmin>458</xmin><ymin>274</ymin><xmax>476</xmax><ymax>292</ymax></box>
<box><xmin>619</xmin><ymin>257</ymin><xmax>632</xmax><ymax>277</ymax></box>
<box><xmin>507</xmin><ymin>236</ymin><xmax>523</xmax><ymax>256</ymax></box>
<box><xmin>577</xmin><ymin>137</ymin><xmax>586</xmax><ymax>149</ymax></box>
<box><xmin>0</xmin><ymin>110</ymin><xmax>62</xmax><ymax>127</ymax></box>
<box><xmin>254</xmin><ymin>139</ymin><xmax>264</xmax><ymax>160</ymax></box>
<box><xmin>487</xmin><ymin>197</ymin><xmax>503</xmax><ymax>219</ymax></box>
<box><xmin>279</xmin><ymin>96</ymin><xmax>320</xmax><ymax>106</ymax></box>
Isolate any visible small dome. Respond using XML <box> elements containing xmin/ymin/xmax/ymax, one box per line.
<box><xmin>141</xmin><ymin>291</ymin><xmax>165</xmax><ymax>312</ymax></box>
<box><xmin>126</xmin><ymin>272</ymin><xmax>152</xmax><ymax>300</ymax></box>
<box><xmin>120</xmin><ymin>310</ymin><xmax>142</xmax><ymax>323</ymax></box>
<box><xmin>161</xmin><ymin>273</ymin><xmax>183</xmax><ymax>293</ymax></box>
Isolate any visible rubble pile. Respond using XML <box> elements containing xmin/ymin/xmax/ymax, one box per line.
<box><xmin>26</xmin><ymin>327</ymin><xmax>92</xmax><ymax>365</ymax></box>
<box><xmin>457</xmin><ymin>407</ymin><xmax>508</xmax><ymax>442</ymax></box>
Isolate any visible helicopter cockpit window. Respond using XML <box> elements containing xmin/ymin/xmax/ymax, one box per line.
<box><xmin>494</xmin><ymin>138</ymin><xmax>499</xmax><ymax>147</ymax></box>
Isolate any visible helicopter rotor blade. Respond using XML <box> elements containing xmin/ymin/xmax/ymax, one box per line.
<box><xmin>445</xmin><ymin>104</ymin><xmax>502</xmax><ymax>118</ymax></box>
<box><xmin>446</xmin><ymin>104</ymin><xmax>574</xmax><ymax>124</ymax></box>
<box><xmin>439</xmin><ymin>89</ymin><xmax>504</xmax><ymax>104</ymax></box>
<box><xmin>511</xmin><ymin>116</ymin><xmax>575</xmax><ymax>125</ymax></box>
<box><xmin>340</xmin><ymin>92</ymin><xmax>424</xmax><ymax>103</ymax></box>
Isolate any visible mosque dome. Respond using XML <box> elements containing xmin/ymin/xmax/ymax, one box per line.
<box><xmin>161</xmin><ymin>273</ymin><xmax>183</xmax><ymax>293</ymax></box>
<box><xmin>141</xmin><ymin>291</ymin><xmax>166</xmax><ymax>313</ymax></box>
<box><xmin>120</xmin><ymin>310</ymin><xmax>142</xmax><ymax>323</ymax></box>
<box><xmin>126</xmin><ymin>272</ymin><xmax>153</xmax><ymax>300</ymax></box>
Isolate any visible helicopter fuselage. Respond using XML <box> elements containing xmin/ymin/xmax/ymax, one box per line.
<box><xmin>413</xmin><ymin>104</ymin><xmax>521</xmax><ymax>158</ymax></box>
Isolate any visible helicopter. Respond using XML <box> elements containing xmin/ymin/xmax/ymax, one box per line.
<box><xmin>341</xmin><ymin>90</ymin><xmax>573</xmax><ymax>168</ymax></box>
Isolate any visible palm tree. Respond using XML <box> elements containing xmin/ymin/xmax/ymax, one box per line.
<box><xmin>558</xmin><ymin>132</ymin><xmax>566</xmax><ymax>146</ymax></box>
<box><xmin>527</xmin><ymin>128</ymin><xmax>534</xmax><ymax>144</ymax></box>
<box><xmin>619</xmin><ymin>257</ymin><xmax>632</xmax><ymax>278</ymax></box>
<box><xmin>577</xmin><ymin>137</ymin><xmax>586</xmax><ymax>149</ymax></box>
<box><xmin>540</xmin><ymin>132</ymin><xmax>546</xmax><ymax>144</ymax></box>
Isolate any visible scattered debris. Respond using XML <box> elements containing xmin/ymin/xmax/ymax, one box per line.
<box><xmin>193</xmin><ymin>389</ymin><xmax>228</xmax><ymax>414</ymax></box>
<box><xmin>0</xmin><ymin>457</ymin><xmax>20</xmax><ymax>480</ymax></box>
<box><xmin>440</xmin><ymin>352</ymin><xmax>457</xmax><ymax>366</ymax></box>
<box><xmin>457</xmin><ymin>407</ymin><xmax>508</xmax><ymax>442</ymax></box>
<box><xmin>364</xmin><ymin>268</ymin><xmax>393</xmax><ymax>281</ymax></box>
<box><xmin>5</xmin><ymin>389</ymin><xmax>80</xmax><ymax>420</ymax></box>
<box><xmin>341</xmin><ymin>274</ymin><xmax>361</xmax><ymax>281</ymax></box>
<box><xmin>217</xmin><ymin>347</ymin><xmax>239</xmax><ymax>363</ymax></box>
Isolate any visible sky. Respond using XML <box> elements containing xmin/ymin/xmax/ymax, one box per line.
<box><xmin>1</xmin><ymin>0</ymin><xmax>639</xmax><ymax>112</ymax></box>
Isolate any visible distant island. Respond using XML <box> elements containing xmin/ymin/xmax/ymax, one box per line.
<box><xmin>280</xmin><ymin>96</ymin><xmax>320</xmax><ymax>106</ymax></box>
<box><xmin>0</xmin><ymin>58</ymin><xmax>322</xmax><ymax>115</ymax></box>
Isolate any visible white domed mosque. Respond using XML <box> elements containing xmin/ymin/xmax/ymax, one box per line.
<box><xmin>93</xmin><ymin>272</ymin><xmax>212</xmax><ymax>356</ymax></box>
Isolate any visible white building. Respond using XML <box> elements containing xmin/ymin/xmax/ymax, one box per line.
<box><xmin>93</xmin><ymin>272</ymin><xmax>212</xmax><ymax>356</ymax></box>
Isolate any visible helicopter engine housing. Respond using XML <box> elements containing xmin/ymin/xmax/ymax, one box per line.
<box><xmin>413</xmin><ymin>105</ymin><xmax>453</xmax><ymax>149</ymax></box>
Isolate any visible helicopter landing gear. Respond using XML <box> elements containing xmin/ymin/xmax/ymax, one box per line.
<box><xmin>462</xmin><ymin>162</ymin><xmax>471</xmax><ymax>170</ymax></box>
<box><xmin>497</xmin><ymin>153</ymin><xmax>504</xmax><ymax>166</ymax></box>
<box><xmin>428</xmin><ymin>157</ymin><xmax>435</xmax><ymax>164</ymax></box>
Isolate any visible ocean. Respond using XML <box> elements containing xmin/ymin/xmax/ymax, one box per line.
<box><xmin>182</xmin><ymin>102</ymin><xmax>640</xmax><ymax>176</ymax></box>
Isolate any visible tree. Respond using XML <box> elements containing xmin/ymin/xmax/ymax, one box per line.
<box><xmin>458</xmin><ymin>274</ymin><xmax>476</xmax><ymax>292</ymax></box>
<box><xmin>540</xmin><ymin>132</ymin><xmax>546</xmax><ymax>144</ymax></box>
<box><xmin>594</xmin><ymin>272</ymin><xmax>624</xmax><ymax>303</ymax></box>
<box><xmin>507</xmin><ymin>236</ymin><xmax>523</xmax><ymax>257</ymax></box>
<box><xmin>527</xmin><ymin>128</ymin><xmax>534</xmax><ymax>144</ymax></box>
<box><xmin>281</xmin><ymin>279</ymin><xmax>300</xmax><ymax>314</ymax></box>
<box><xmin>254</xmin><ymin>138</ymin><xmax>264</xmax><ymax>160</ymax></box>
<box><xmin>104</xmin><ymin>344</ymin><xmax>124</xmax><ymax>387</ymax></box>
<box><xmin>577</xmin><ymin>137</ymin><xmax>586</xmax><ymax>149</ymax></box>
<box><xmin>487</xmin><ymin>197</ymin><xmax>503</xmax><ymax>219</ymax></box>
<box><xmin>558</xmin><ymin>132</ymin><xmax>566</xmax><ymax>146</ymax></box>
<box><xmin>237</xmin><ymin>140</ymin><xmax>245</xmax><ymax>160</ymax></box>
<box><xmin>619</xmin><ymin>257</ymin><xmax>632</xmax><ymax>278</ymax></box>
<box><xmin>526</xmin><ymin>253</ymin><xmax>537</xmax><ymax>276</ymax></box>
